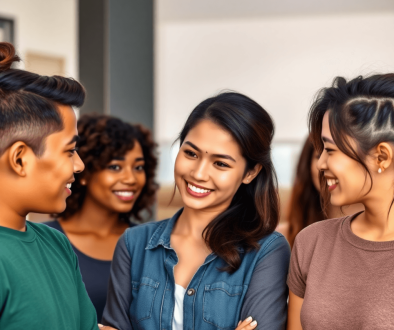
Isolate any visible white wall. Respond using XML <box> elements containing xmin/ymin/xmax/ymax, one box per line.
<box><xmin>0</xmin><ymin>0</ymin><xmax>78</xmax><ymax>78</ymax></box>
<box><xmin>155</xmin><ymin>12</ymin><xmax>394</xmax><ymax>144</ymax></box>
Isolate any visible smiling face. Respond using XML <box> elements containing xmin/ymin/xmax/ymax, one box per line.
<box><xmin>27</xmin><ymin>104</ymin><xmax>84</xmax><ymax>213</ymax></box>
<box><xmin>317</xmin><ymin>111</ymin><xmax>375</xmax><ymax>207</ymax></box>
<box><xmin>83</xmin><ymin>141</ymin><xmax>146</xmax><ymax>214</ymax></box>
<box><xmin>174</xmin><ymin>120</ymin><xmax>249</xmax><ymax>213</ymax></box>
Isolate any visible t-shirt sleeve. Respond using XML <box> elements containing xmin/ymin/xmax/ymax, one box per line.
<box><xmin>287</xmin><ymin>234</ymin><xmax>307</xmax><ymax>298</ymax></box>
<box><xmin>240</xmin><ymin>235</ymin><xmax>291</xmax><ymax>330</ymax></box>
<box><xmin>102</xmin><ymin>233</ymin><xmax>133</xmax><ymax>330</ymax></box>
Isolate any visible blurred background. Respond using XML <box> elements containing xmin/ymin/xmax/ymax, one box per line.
<box><xmin>1</xmin><ymin>0</ymin><xmax>394</xmax><ymax>222</ymax></box>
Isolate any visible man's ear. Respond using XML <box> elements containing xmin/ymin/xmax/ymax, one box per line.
<box><xmin>242</xmin><ymin>163</ymin><xmax>263</xmax><ymax>184</ymax></box>
<box><xmin>375</xmin><ymin>142</ymin><xmax>393</xmax><ymax>173</ymax></box>
<box><xmin>8</xmin><ymin>142</ymin><xmax>30</xmax><ymax>177</ymax></box>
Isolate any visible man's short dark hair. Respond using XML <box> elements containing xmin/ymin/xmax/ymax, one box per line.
<box><xmin>0</xmin><ymin>42</ymin><xmax>85</xmax><ymax>156</ymax></box>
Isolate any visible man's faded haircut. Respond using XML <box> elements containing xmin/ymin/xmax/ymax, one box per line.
<box><xmin>0</xmin><ymin>42</ymin><xmax>85</xmax><ymax>157</ymax></box>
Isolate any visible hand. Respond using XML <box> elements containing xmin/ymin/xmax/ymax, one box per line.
<box><xmin>235</xmin><ymin>316</ymin><xmax>258</xmax><ymax>329</ymax></box>
<box><xmin>98</xmin><ymin>324</ymin><xmax>117</xmax><ymax>330</ymax></box>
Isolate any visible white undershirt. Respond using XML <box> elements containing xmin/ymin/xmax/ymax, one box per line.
<box><xmin>173</xmin><ymin>284</ymin><xmax>186</xmax><ymax>330</ymax></box>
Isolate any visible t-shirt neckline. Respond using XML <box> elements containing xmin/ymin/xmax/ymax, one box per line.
<box><xmin>0</xmin><ymin>221</ymin><xmax>36</xmax><ymax>242</ymax></box>
<box><xmin>342</xmin><ymin>211</ymin><xmax>394</xmax><ymax>251</ymax></box>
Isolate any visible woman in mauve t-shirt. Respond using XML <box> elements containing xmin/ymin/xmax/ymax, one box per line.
<box><xmin>287</xmin><ymin>74</ymin><xmax>394</xmax><ymax>330</ymax></box>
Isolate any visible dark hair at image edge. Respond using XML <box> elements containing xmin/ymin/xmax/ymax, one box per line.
<box><xmin>287</xmin><ymin>136</ymin><xmax>324</xmax><ymax>248</ymax></box>
<box><xmin>309</xmin><ymin>74</ymin><xmax>394</xmax><ymax>216</ymax></box>
<box><xmin>178</xmin><ymin>92</ymin><xmax>280</xmax><ymax>273</ymax></box>
<box><xmin>54</xmin><ymin>114</ymin><xmax>159</xmax><ymax>223</ymax></box>
<box><xmin>0</xmin><ymin>42</ymin><xmax>85</xmax><ymax>156</ymax></box>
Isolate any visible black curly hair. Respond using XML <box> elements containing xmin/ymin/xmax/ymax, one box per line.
<box><xmin>54</xmin><ymin>114</ymin><xmax>158</xmax><ymax>223</ymax></box>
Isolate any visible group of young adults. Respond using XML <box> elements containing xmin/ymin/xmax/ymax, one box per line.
<box><xmin>0</xmin><ymin>40</ymin><xmax>393</xmax><ymax>330</ymax></box>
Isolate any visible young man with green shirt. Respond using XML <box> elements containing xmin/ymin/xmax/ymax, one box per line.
<box><xmin>0</xmin><ymin>42</ymin><xmax>113</xmax><ymax>330</ymax></box>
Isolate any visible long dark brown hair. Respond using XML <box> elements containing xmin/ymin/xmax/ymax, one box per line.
<box><xmin>287</xmin><ymin>136</ymin><xmax>324</xmax><ymax>248</ymax></box>
<box><xmin>309</xmin><ymin>74</ymin><xmax>394</xmax><ymax>216</ymax></box>
<box><xmin>177</xmin><ymin>92</ymin><xmax>279</xmax><ymax>273</ymax></box>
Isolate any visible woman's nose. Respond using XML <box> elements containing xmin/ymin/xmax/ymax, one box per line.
<box><xmin>190</xmin><ymin>160</ymin><xmax>209</xmax><ymax>182</ymax></box>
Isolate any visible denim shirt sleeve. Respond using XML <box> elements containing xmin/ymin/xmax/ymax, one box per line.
<box><xmin>102</xmin><ymin>232</ymin><xmax>133</xmax><ymax>330</ymax></box>
<box><xmin>240</xmin><ymin>235</ymin><xmax>291</xmax><ymax>330</ymax></box>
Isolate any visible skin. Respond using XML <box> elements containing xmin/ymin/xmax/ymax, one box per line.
<box><xmin>287</xmin><ymin>111</ymin><xmax>394</xmax><ymax>330</ymax></box>
<box><xmin>58</xmin><ymin>142</ymin><xmax>146</xmax><ymax>261</ymax></box>
<box><xmin>277</xmin><ymin>148</ymin><xmax>363</xmax><ymax>238</ymax></box>
<box><xmin>0</xmin><ymin>104</ymin><xmax>84</xmax><ymax>231</ymax></box>
<box><xmin>0</xmin><ymin>104</ymin><xmax>116</xmax><ymax>330</ymax></box>
<box><xmin>172</xmin><ymin>120</ymin><xmax>261</xmax><ymax>330</ymax></box>
<box><xmin>310</xmin><ymin>149</ymin><xmax>364</xmax><ymax>218</ymax></box>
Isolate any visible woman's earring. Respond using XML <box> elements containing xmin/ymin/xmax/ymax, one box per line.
<box><xmin>81</xmin><ymin>179</ymin><xmax>86</xmax><ymax>185</ymax></box>
<box><xmin>378</xmin><ymin>168</ymin><xmax>382</xmax><ymax>174</ymax></box>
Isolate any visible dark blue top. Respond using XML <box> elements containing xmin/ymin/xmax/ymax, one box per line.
<box><xmin>102</xmin><ymin>209</ymin><xmax>290</xmax><ymax>329</ymax></box>
<box><xmin>44</xmin><ymin>220</ymin><xmax>134</xmax><ymax>322</ymax></box>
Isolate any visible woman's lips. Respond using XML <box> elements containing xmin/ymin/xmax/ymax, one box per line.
<box><xmin>113</xmin><ymin>191</ymin><xmax>135</xmax><ymax>201</ymax></box>
<box><xmin>328</xmin><ymin>184</ymin><xmax>337</xmax><ymax>191</ymax></box>
<box><xmin>186</xmin><ymin>181</ymin><xmax>213</xmax><ymax>198</ymax></box>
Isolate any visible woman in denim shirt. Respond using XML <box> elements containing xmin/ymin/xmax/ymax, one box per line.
<box><xmin>102</xmin><ymin>92</ymin><xmax>290</xmax><ymax>330</ymax></box>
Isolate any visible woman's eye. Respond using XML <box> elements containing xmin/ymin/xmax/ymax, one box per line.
<box><xmin>215</xmin><ymin>161</ymin><xmax>229</xmax><ymax>168</ymax></box>
<box><xmin>185</xmin><ymin>150</ymin><xmax>197</xmax><ymax>158</ymax></box>
<box><xmin>135</xmin><ymin>165</ymin><xmax>145</xmax><ymax>171</ymax></box>
<box><xmin>325</xmin><ymin>148</ymin><xmax>334</xmax><ymax>153</ymax></box>
<box><xmin>108</xmin><ymin>165</ymin><xmax>121</xmax><ymax>171</ymax></box>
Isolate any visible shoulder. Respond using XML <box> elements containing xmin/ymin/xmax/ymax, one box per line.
<box><xmin>255</xmin><ymin>231</ymin><xmax>291</xmax><ymax>262</ymax></box>
<box><xmin>294</xmin><ymin>216</ymin><xmax>345</xmax><ymax>248</ymax></box>
<box><xmin>41</xmin><ymin>220</ymin><xmax>63</xmax><ymax>232</ymax></box>
<box><xmin>28</xmin><ymin>221</ymin><xmax>72</xmax><ymax>252</ymax></box>
<box><xmin>123</xmin><ymin>219</ymin><xmax>168</xmax><ymax>248</ymax></box>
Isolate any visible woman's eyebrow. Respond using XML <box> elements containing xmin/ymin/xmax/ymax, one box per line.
<box><xmin>184</xmin><ymin>141</ymin><xmax>235</xmax><ymax>162</ymax></box>
<box><xmin>322</xmin><ymin>136</ymin><xmax>336</xmax><ymax>144</ymax></box>
<box><xmin>212</xmin><ymin>153</ymin><xmax>236</xmax><ymax>162</ymax></box>
<box><xmin>184</xmin><ymin>141</ymin><xmax>201</xmax><ymax>152</ymax></box>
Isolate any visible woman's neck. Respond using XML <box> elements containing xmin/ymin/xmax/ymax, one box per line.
<box><xmin>173</xmin><ymin>206</ymin><xmax>224</xmax><ymax>240</ymax></box>
<box><xmin>352</xmin><ymin>195</ymin><xmax>394</xmax><ymax>241</ymax></box>
<box><xmin>61</xmin><ymin>195</ymin><xmax>123</xmax><ymax>236</ymax></box>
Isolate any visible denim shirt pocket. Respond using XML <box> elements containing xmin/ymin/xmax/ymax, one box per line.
<box><xmin>129</xmin><ymin>277</ymin><xmax>159</xmax><ymax>324</ymax></box>
<box><xmin>203</xmin><ymin>281</ymin><xmax>246</xmax><ymax>329</ymax></box>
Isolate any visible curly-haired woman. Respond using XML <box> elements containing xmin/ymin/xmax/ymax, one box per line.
<box><xmin>45</xmin><ymin>114</ymin><xmax>158</xmax><ymax>321</ymax></box>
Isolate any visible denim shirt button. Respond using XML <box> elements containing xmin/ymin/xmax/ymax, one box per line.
<box><xmin>187</xmin><ymin>288</ymin><xmax>195</xmax><ymax>296</ymax></box>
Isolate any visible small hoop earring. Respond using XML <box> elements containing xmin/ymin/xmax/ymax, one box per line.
<box><xmin>378</xmin><ymin>168</ymin><xmax>382</xmax><ymax>174</ymax></box>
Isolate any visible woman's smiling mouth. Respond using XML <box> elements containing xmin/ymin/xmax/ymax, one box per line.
<box><xmin>185</xmin><ymin>180</ymin><xmax>213</xmax><ymax>198</ymax></box>
<box><xmin>113</xmin><ymin>190</ymin><xmax>135</xmax><ymax>201</ymax></box>
<box><xmin>327</xmin><ymin>178</ymin><xmax>339</xmax><ymax>191</ymax></box>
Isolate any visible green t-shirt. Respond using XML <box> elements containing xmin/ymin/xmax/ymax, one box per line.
<box><xmin>0</xmin><ymin>221</ymin><xmax>98</xmax><ymax>330</ymax></box>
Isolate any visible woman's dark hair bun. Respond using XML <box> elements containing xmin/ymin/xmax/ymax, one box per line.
<box><xmin>0</xmin><ymin>42</ymin><xmax>20</xmax><ymax>72</ymax></box>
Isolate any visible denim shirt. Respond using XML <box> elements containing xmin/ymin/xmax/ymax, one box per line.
<box><xmin>102</xmin><ymin>209</ymin><xmax>290</xmax><ymax>330</ymax></box>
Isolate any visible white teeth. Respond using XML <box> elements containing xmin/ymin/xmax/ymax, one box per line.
<box><xmin>114</xmin><ymin>191</ymin><xmax>134</xmax><ymax>197</ymax></box>
<box><xmin>188</xmin><ymin>183</ymin><xmax>211</xmax><ymax>194</ymax></box>
<box><xmin>326</xmin><ymin>179</ymin><xmax>339</xmax><ymax>187</ymax></box>
<box><xmin>66</xmin><ymin>183</ymin><xmax>72</xmax><ymax>189</ymax></box>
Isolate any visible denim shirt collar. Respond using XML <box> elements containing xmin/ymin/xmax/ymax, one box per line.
<box><xmin>146</xmin><ymin>208</ymin><xmax>183</xmax><ymax>250</ymax></box>
<box><xmin>145</xmin><ymin>208</ymin><xmax>245</xmax><ymax>254</ymax></box>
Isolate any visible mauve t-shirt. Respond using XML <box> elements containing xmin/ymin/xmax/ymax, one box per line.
<box><xmin>287</xmin><ymin>212</ymin><xmax>394</xmax><ymax>329</ymax></box>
